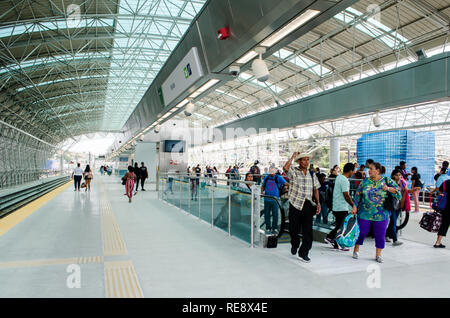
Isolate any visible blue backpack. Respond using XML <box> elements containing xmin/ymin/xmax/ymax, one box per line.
<box><xmin>335</xmin><ymin>215</ymin><xmax>360</xmax><ymax>248</ymax></box>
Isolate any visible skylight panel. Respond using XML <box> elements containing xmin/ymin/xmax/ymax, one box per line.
<box><xmin>238</xmin><ymin>72</ymin><xmax>285</xmax><ymax>93</ymax></box>
<box><xmin>215</xmin><ymin>89</ymin><xmax>251</xmax><ymax>104</ymax></box>
<box><xmin>334</xmin><ymin>7</ymin><xmax>409</xmax><ymax>49</ymax></box>
<box><xmin>273</xmin><ymin>49</ymin><xmax>331</xmax><ymax>76</ymax></box>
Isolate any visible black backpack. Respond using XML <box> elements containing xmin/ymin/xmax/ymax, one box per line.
<box><xmin>325</xmin><ymin>180</ymin><xmax>334</xmax><ymax>211</ymax></box>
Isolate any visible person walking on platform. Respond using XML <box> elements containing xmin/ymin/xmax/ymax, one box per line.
<box><xmin>122</xmin><ymin>166</ymin><xmax>136</xmax><ymax>203</ymax></box>
<box><xmin>139</xmin><ymin>162</ymin><xmax>149</xmax><ymax>191</ymax></box>
<box><xmin>261</xmin><ymin>167</ymin><xmax>287</xmax><ymax>235</ymax></box>
<box><xmin>352</xmin><ymin>162</ymin><xmax>401</xmax><ymax>263</ymax></box>
<box><xmin>83</xmin><ymin>164</ymin><xmax>93</xmax><ymax>192</ymax></box>
<box><xmin>434</xmin><ymin>179</ymin><xmax>450</xmax><ymax>248</ymax></box>
<box><xmin>325</xmin><ymin>163</ymin><xmax>357</xmax><ymax>251</ymax></box>
<box><xmin>72</xmin><ymin>163</ymin><xmax>83</xmax><ymax>191</ymax></box>
<box><xmin>399</xmin><ymin>161</ymin><xmax>411</xmax><ymax>181</ymax></box>
<box><xmin>133</xmin><ymin>162</ymin><xmax>141</xmax><ymax>194</ymax></box>
<box><xmin>364</xmin><ymin>159</ymin><xmax>374</xmax><ymax>178</ymax></box>
<box><xmin>250</xmin><ymin>160</ymin><xmax>261</xmax><ymax>185</ymax></box>
<box><xmin>410</xmin><ymin>167</ymin><xmax>423</xmax><ymax>212</ymax></box>
<box><xmin>225</xmin><ymin>166</ymin><xmax>232</xmax><ymax>186</ymax></box>
<box><xmin>387</xmin><ymin>169</ymin><xmax>413</xmax><ymax>246</ymax></box>
<box><xmin>190</xmin><ymin>167</ymin><xmax>199</xmax><ymax>200</ymax></box>
<box><xmin>283</xmin><ymin>152</ymin><xmax>321</xmax><ymax>263</ymax></box>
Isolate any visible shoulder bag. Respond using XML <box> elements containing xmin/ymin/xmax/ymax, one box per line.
<box><xmin>383</xmin><ymin>177</ymin><xmax>400</xmax><ymax>211</ymax></box>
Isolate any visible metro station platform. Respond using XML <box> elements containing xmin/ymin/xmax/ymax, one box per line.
<box><xmin>0</xmin><ymin>174</ymin><xmax>449</xmax><ymax>298</ymax></box>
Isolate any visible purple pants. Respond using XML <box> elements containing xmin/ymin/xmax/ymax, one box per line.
<box><xmin>356</xmin><ymin>218</ymin><xmax>389</xmax><ymax>249</ymax></box>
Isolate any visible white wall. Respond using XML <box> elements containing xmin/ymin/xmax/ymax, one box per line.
<box><xmin>134</xmin><ymin>142</ymin><xmax>158</xmax><ymax>183</ymax></box>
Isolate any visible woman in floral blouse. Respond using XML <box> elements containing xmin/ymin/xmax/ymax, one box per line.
<box><xmin>352</xmin><ymin>162</ymin><xmax>401</xmax><ymax>263</ymax></box>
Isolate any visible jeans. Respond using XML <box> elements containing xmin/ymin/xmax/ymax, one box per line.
<box><xmin>387</xmin><ymin>209</ymin><xmax>401</xmax><ymax>242</ymax></box>
<box><xmin>166</xmin><ymin>178</ymin><xmax>173</xmax><ymax>194</ymax></box>
<box><xmin>74</xmin><ymin>175</ymin><xmax>82</xmax><ymax>190</ymax></box>
<box><xmin>315</xmin><ymin>203</ymin><xmax>329</xmax><ymax>224</ymax></box>
<box><xmin>190</xmin><ymin>180</ymin><xmax>198</xmax><ymax>199</ymax></box>
<box><xmin>135</xmin><ymin>177</ymin><xmax>141</xmax><ymax>191</ymax></box>
<box><xmin>264</xmin><ymin>198</ymin><xmax>279</xmax><ymax>231</ymax></box>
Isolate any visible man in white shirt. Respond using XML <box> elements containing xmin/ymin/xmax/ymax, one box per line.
<box><xmin>72</xmin><ymin>163</ymin><xmax>83</xmax><ymax>191</ymax></box>
<box><xmin>364</xmin><ymin>159</ymin><xmax>374</xmax><ymax>178</ymax></box>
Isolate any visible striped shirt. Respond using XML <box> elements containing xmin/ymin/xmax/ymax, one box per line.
<box><xmin>287</xmin><ymin>166</ymin><xmax>319</xmax><ymax>210</ymax></box>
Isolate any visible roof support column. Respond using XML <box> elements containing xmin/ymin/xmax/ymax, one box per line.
<box><xmin>330</xmin><ymin>137</ymin><xmax>340</xmax><ymax>170</ymax></box>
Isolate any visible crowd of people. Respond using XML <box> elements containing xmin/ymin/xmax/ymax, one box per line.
<box><xmin>99</xmin><ymin>165</ymin><xmax>112</xmax><ymax>176</ymax></box>
<box><xmin>278</xmin><ymin>154</ymin><xmax>450</xmax><ymax>263</ymax></box>
<box><xmin>185</xmin><ymin>155</ymin><xmax>449</xmax><ymax>263</ymax></box>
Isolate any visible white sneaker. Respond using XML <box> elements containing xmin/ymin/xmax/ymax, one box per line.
<box><xmin>393</xmin><ymin>241</ymin><xmax>403</xmax><ymax>246</ymax></box>
<box><xmin>376</xmin><ymin>256</ymin><xmax>384</xmax><ymax>263</ymax></box>
<box><xmin>352</xmin><ymin>252</ymin><xmax>359</xmax><ymax>259</ymax></box>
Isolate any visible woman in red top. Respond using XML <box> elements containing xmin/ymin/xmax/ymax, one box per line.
<box><xmin>122</xmin><ymin>166</ymin><xmax>137</xmax><ymax>203</ymax></box>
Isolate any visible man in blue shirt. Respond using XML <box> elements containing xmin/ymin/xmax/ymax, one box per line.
<box><xmin>261</xmin><ymin>167</ymin><xmax>287</xmax><ymax>234</ymax></box>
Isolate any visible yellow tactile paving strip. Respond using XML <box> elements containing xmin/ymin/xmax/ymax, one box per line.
<box><xmin>0</xmin><ymin>181</ymin><xmax>72</xmax><ymax>237</ymax></box>
<box><xmin>100</xmin><ymin>191</ymin><xmax>128</xmax><ymax>256</ymax></box>
<box><xmin>98</xmin><ymin>180</ymin><xmax>144</xmax><ymax>298</ymax></box>
<box><xmin>104</xmin><ymin>260</ymin><xmax>144</xmax><ymax>298</ymax></box>
<box><xmin>0</xmin><ymin>256</ymin><xmax>104</xmax><ymax>269</ymax></box>
<box><xmin>0</xmin><ymin>178</ymin><xmax>144</xmax><ymax>298</ymax></box>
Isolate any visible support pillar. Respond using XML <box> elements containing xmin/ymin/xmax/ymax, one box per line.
<box><xmin>330</xmin><ymin>137</ymin><xmax>340</xmax><ymax>169</ymax></box>
<box><xmin>60</xmin><ymin>151</ymin><xmax>64</xmax><ymax>176</ymax></box>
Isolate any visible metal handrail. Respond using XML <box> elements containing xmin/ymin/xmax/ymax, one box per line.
<box><xmin>159</xmin><ymin>173</ymin><xmax>256</xmax><ymax>185</ymax></box>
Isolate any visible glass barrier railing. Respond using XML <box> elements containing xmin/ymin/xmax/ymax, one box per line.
<box><xmin>158</xmin><ymin>173</ymin><xmax>259</xmax><ymax>246</ymax></box>
<box><xmin>158</xmin><ymin>173</ymin><xmax>434</xmax><ymax>244</ymax></box>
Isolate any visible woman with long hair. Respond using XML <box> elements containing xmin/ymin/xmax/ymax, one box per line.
<box><xmin>83</xmin><ymin>164</ymin><xmax>93</xmax><ymax>192</ymax></box>
<box><xmin>122</xmin><ymin>165</ymin><xmax>137</xmax><ymax>203</ymax></box>
<box><xmin>387</xmin><ymin>169</ymin><xmax>414</xmax><ymax>246</ymax></box>
<box><xmin>352</xmin><ymin>162</ymin><xmax>401</xmax><ymax>263</ymax></box>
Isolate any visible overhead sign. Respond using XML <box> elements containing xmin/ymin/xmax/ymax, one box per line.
<box><xmin>160</xmin><ymin>47</ymin><xmax>204</xmax><ymax>107</ymax></box>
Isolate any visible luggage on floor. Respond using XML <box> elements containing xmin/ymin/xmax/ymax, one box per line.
<box><xmin>419</xmin><ymin>212</ymin><xmax>442</xmax><ymax>233</ymax></box>
<box><xmin>267</xmin><ymin>235</ymin><xmax>278</xmax><ymax>248</ymax></box>
<box><xmin>335</xmin><ymin>214</ymin><xmax>360</xmax><ymax>248</ymax></box>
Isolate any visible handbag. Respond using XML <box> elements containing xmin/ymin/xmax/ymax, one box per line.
<box><xmin>383</xmin><ymin>178</ymin><xmax>400</xmax><ymax>211</ymax></box>
<box><xmin>420</xmin><ymin>212</ymin><xmax>442</xmax><ymax>233</ymax></box>
<box><xmin>432</xmin><ymin>181</ymin><xmax>447</xmax><ymax>212</ymax></box>
<box><xmin>81</xmin><ymin>182</ymin><xmax>86</xmax><ymax>188</ymax></box>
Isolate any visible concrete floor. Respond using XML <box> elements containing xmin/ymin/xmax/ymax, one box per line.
<box><xmin>0</xmin><ymin>174</ymin><xmax>449</xmax><ymax>298</ymax></box>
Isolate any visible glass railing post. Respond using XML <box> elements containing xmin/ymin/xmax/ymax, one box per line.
<box><xmin>211</xmin><ymin>185</ymin><xmax>214</xmax><ymax>227</ymax></box>
<box><xmin>188</xmin><ymin>179</ymin><xmax>191</xmax><ymax>213</ymax></box>
<box><xmin>228</xmin><ymin>185</ymin><xmax>231</xmax><ymax>236</ymax></box>
<box><xmin>251</xmin><ymin>185</ymin><xmax>254</xmax><ymax>248</ymax></box>
<box><xmin>179</xmin><ymin>178</ymin><xmax>182</xmax><ymax>208</ymax></box>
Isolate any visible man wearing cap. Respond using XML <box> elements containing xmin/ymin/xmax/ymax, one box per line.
<box><xmin>283</xmin><ymin>152</ymin><xmax>321</xmax><ymax>263</ymax></box>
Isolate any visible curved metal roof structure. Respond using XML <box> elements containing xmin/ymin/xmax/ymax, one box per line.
<box><xmin>174</xmin><ymin>0</ymin><xmax>450</xmax><ymax>128</ymax></box>
<box><xmin>0</xmin><ymin>0</ymin><xmax>449</xmax><ymax>147</ymax></box>
<box><xmin>0</xmin><ymin>0</ymin><xmax>206</xmax><ymax>144</ymax></box>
